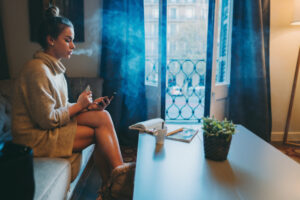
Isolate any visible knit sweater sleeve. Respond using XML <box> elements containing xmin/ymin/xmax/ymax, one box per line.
<box><xmin>20</xmin><ymin>60</ymin><xmax>70</xmax><ymax>129</ymax></box>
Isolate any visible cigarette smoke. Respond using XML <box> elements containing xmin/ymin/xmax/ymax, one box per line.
<box><xmin>72</xmin><ymin>11</ymin><xmax>101</xmax><ymax>57</ymax></box>
<box><xmin>72</xmin><ymin>43</ymin><xmax>99</xmax><ymax>56</ymax></box>
<box><xmin>70</xmin><ymin>3</ymin><xmax>146</xmax><ymax>118</ymax></box>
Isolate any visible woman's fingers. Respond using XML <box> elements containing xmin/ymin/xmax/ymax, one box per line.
<box><xmin>103</xmin><ymin>96</ymin><xmax>110</xmax><ymax>105</ymax></box>
<box><xmin>94</xmin><ymin>97</ymin><xmax>104</xmax><ymax>104</ymax></box>
<box><xmin>88</xmin><ymin>93</ymin><xmax>93</xmax><ymax>102</ymax></box>
<box><xmin>84</xmin><ymin>91</ymin><xmax>93</xmax><ymax>103</ymax></box>
<box><xmin>87</xmin><ymin>103</ymin><xmax>102</xmax><ymax>111</ymax></box>
<box><xmin>77</xmin><ymin>91</ymin><xmax>93</xmax><ymax>110</ymax></box>
<box><xmin>92</xmin><ymin>96</ymin><xmax>110</xmax><ymax>110</ymax></box>
<box><xmin>85</xmin><ymin>94</ymin><xmax>115</xmax><ymax>112</ymax></box>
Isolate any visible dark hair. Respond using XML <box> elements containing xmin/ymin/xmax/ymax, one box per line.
<box><xmin>38</xmin><ymin>6</ymin><xmax>74</xmax><ymax>49</ymax></box>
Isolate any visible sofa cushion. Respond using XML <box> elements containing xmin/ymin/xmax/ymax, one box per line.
<box><xmin>33</xmin><ymin>158</ymin><xmax>71</xmax><ymax>200</ymax></box>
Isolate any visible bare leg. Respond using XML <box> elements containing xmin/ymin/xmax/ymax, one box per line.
<box><xmin>72</xmin><ymin>110</ymin><xmax>124</xmax><ymax>184</ymax></box>
<box><xmin>93</xmin><ymin>149</ymin><xmax>111</xmax><ymax>184</ymax></box>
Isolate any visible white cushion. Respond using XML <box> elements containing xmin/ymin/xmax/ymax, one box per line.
<box><xmin>33</xmin><ymin>158</ymin><xmax>71</xmax><ymax>200</ymax></box>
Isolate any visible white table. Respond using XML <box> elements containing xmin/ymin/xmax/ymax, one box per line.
<box><xmin>133</xmin><ymin>125</ymin><xmax>300</xmax><ymax>200</ymax></box>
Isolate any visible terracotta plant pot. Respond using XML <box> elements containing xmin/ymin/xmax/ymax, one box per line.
<box><xmin>203</xmin><ymin>135</ymin><xmax>232</xmax><ymax>161</ymax></box>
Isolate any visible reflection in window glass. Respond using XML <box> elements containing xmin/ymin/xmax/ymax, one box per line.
<box><xmin>215</xmin><ymin>0</ymin><xmax>233</xmax><ymax>84</ymax></box>
<box><xmin>144</xmin><ymin>1</ymin><xmax>159</xmax><ymax>86</ymax></box>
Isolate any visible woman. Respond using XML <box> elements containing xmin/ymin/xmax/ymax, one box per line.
<box><xmin>12</xmin><ymin>5</ymin><xmax>133</xmax><ymax>200</ymax></box>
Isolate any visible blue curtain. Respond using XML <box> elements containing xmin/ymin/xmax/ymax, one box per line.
<box><xmin>100</xmin><ymin>0</ymin><xmax>147</xmax><ymax>146</ymax></box>
<box><xmin>229</xmin><ymin>0</ymin><xmax>271</xmax><ymax>141</ymax></box>
<box><xmin>0</xmin><ymin>15</ymin><xmax>9</xmax><ymax>80</ymax></box>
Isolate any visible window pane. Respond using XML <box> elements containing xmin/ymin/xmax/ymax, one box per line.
<box><xmin>215</xmin><ymin>0</ymin><xmax>233</xmax><ymax>84</ymax></box>
<box><xmin>144</xmin><ymin>0</ymin><xmax>159</xmax><ymax>86</ymax></box>
<box><xmin>185</xmin><ymin>8</ymin><xmax>194</xmax><ymax>19</ymax></box>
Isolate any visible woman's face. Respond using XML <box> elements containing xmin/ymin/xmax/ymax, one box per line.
<box><xmin>49</xmin><ymin>26</ymin><xmax>75</xmax><ymax>60</ymax></box>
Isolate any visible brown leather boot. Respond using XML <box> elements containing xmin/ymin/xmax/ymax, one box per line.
<box><xmin>96</xmin><ymin>162</ymin><xmax>136</xmax><ymax>200</ymax></box>
<box><xmin>110</xmin><ymin>162</ymin><xmax>136</xmax><ymax>200</ymax></box>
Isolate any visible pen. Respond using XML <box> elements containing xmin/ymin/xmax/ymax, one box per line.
<box><xmin>166</xmin><ymin>127</ymin><xmax>184</xmax><ymax>136</ymax></box>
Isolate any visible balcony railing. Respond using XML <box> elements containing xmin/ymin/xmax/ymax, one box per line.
<box><xmin>146</xmin><ymin>58</ymin><xmax>206</xmax><ymax>123</ymax></box>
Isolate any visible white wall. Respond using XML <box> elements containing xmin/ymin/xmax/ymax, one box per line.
<box><xmin>1</xmin><ymin>0</ymin><xmax>101</xmax><ymax>78</ymax></box>
<box><xmin>271</xmin><ymin>0</ymin><xmax>300</xmax><ymax>140</ymax></box>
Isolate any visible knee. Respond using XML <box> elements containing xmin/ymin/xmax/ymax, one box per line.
<box><xmin>97</xmin><ymin>110</ymin><xmax>112</xmax><ymax>120</ymax></box>
<box><xmin>95</xmin><ymin>110</ymin><xmax>113</xmax><ymax>127</ymax></box>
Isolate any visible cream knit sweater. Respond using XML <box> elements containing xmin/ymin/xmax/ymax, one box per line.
<box><xmin>12</xmin><ymin>51</ymin><xmax>77</xmax><ymax>158</ymax></box>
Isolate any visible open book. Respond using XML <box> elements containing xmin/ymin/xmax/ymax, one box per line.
<box><xmin>129</xmin><ymin>118</ymin><xmax>199</xmax><ymax>142</ymax></box>
<box><xmin>129</xmin><ymin>118</ymin><xmax>165</xmax><ymax>134</ymax></box>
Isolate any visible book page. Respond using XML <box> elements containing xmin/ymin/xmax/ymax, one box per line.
<box><xmin>129</xmin><ymin>118</ymin><xmax>164</xmax><ymax>132</ymax></box>
<box><xmin>142</xmin><ymin>118</ymin><xmax>164</xmax><ymax>129</ymax></box>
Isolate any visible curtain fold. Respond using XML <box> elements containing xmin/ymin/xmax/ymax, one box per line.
<box><xmin>100</xmin><ymin>0</ymin><xmax>147</xmax><ymax>146</ymax></box>
<box><xmin>229</xmin><ymin>0</ymin><xmax>271</xmax><ymax>141</ymax></box>
<box><xmin>0</xmin><ymin>15</ymin><xmax>10</xmax><ymax>80</ymax></box>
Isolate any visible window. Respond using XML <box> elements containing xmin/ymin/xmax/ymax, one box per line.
<box><xmin>170</xmin><ymin>8</ymin><xmax>177</xmax><ymax>19</ymax></box>
<box><xmin>215</xmin><ymin>0</ymin><xmax>233</xmax><ymax>84</ymax></box>
<box><xmin>168</xmin><ymin>23</ymin><xmax>177</xmax><ymax>36</ymax></box>
<box><xmin>169</xmin><ymin>42</ymin><xmax>176</xmax><ymax>56</ymax></box>
<box><xmin>152</xmin><ymin>24</ymin><xmax>158</xmax><ymax>35</ymax></box>
<box><xmin>185</xmin><ymin>8</ymin><xmax>194</xmax><ymax>19</ymax></box>
<box><xmin>145</xmin><ymin>24</ymin><xmax>150</xmax><ymax>36</ymax></box>
<box><xmin>144</xmin><ymin>1</ymin><xmax>159</xmax><ymax>86</ymax></box>
<box><xmin>153</xmin><ymin>8</ymin><xmax>159</xmax><ymax>18</ymax></box>
<box><xmin>145</xmin><ymin>0</ymin><xmax>209</xmax><ymax>122</ymax></box>
<box><xmin>144</xmin><ymin>0</ymin><xmax>233</xmax><ymax>122</ymax></box>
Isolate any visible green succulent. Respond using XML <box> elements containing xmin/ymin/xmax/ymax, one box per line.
<box><xmin>202</xmin><ymin>117</ymin><xmax>235</xmax><ymax>139</ymax></box>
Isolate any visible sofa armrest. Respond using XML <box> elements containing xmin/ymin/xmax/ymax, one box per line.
<box><xmin>67</xmin><ymin>144</ymin><xmax>95</xmax><ymax>200</ymax></box>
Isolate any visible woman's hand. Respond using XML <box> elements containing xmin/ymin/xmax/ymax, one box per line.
<box><xmin>87</xmin><ymin>96</ymin><xmax>112</xmax><ymax>111</ymax></box>
<box><xmin>77</xmin><ymin>91</ymin><xmax>92</xmax><ymax>110</ymax></box>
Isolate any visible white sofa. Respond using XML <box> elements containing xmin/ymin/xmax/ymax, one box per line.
<box><xmin>0</xmin><ymin>77</ymin><xmax>103</xmax><ymax>200</ymax></box>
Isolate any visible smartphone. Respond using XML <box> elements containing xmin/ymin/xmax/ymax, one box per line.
<box><xmin>109</xmin><ymin>92</ymin><xmax>117</xmax><ymax>100</ymax></box>
<box><xmin>97</xmin><ymin>92</ymin><xmax>117</xmax><ymax>106</ymax></box>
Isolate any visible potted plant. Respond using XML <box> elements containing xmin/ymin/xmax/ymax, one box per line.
<box><xmin>202</xmin><ymin>117</ymin><xmax>236</xmax><ymax>161</ymax></box>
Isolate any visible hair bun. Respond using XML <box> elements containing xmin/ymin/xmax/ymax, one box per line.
<box><xmin>45</xmin><ymin>5</ymin><xmax>60</xmax><ymax>18</ymax></box>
